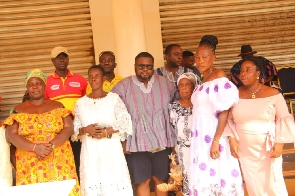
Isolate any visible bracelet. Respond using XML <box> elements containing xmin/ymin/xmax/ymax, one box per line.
<box><xmin>32</xmin><ymin>143</ymin><xmax>37</xmax><ymax>152</ymax></box>
<box><xmin>107</xmin><ymin>133</ymin><xmax>112</xmax><ymax>139</ymax></box>
<box><xmin>49</xmin><ymin>142</ymin><xmax>56</xmax><ymax>149</ymax></box>
<box><xmin>78</xmin><ymin>127</ymin><xmax>83</xmax><ymax>135</ymax></box>
<box><xmin>213</xmin><ymin>140</ymin><xmax>219</xmax><ymax>144</ymax></box>
<box><xmin>104</xmin><ymin>128</ymin><xmax>107</xmax><ymax>138</ymax></box>
<box><xmin>228</xmin><ymin>137</ymin><xmax>233</xmax><ymax>142</ymax></box>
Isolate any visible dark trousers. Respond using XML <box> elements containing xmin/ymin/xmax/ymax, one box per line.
<box><xmin>70</xmin><ymin>140</ymin><xmax>81</xmax><ymax>181</ymax></box>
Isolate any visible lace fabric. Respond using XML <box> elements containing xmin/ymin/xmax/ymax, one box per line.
<box><xmin>72</xmin><ymin>92</ymin><xmax>133</xmax><ymax>195</ymax></box>
<box><xmin>0</xmin><ymin>127</ymin><xmax>12</xmax><ymax>188</ymax></box>
<box><xmin>113</xmin><ymin>97</ymin><xmax>133</xmax><ymax>141</ymax></box>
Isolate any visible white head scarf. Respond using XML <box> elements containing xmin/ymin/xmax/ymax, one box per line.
<box><xmin>177</xmin><ymin>72</ymin><xmax>198</xmax><ymax>87</ymax></box>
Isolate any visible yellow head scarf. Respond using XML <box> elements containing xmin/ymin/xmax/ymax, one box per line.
<box><xmin>24</xmin><ymin>68</ymin><xmax>47</xmax><ymax>85</ymax></box>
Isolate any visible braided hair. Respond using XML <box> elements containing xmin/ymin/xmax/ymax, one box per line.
<box><xmin>240</xmin><ymin>56</ymin><xmax>265</xmax><ymax>81</ymax></box>
<box><xmin>199</xmin><ymin>35</ymin><xmax>218</xmax><ymax>54</ymax></box>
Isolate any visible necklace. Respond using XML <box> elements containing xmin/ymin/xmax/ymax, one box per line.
<box><xmin>201</xmin><ymin>67</ymin><xmax>213</xmax><ymax>84</ymax></box>
<box><xmin>244</xmin><ymin>84</ymin><xmax>261</xmax><ymax>98</ymax></box>
<box><xmin>89</xmin><ymin>93</ymin><xmax>105</xmax><ymax>104</ymax></box>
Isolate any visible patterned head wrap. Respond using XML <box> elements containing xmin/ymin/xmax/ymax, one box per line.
<box><xmin>24</xmin><ymin>68</ymin><xmax>47</xmax><ymax>85</ymax></box>
<box><xmin>177</xmin><ymin>72</ymin><xmax>198</xmax><ymax>87</ymax></box>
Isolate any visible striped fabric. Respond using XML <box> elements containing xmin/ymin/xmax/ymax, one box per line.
<box><xmin>112</xmin><ymin>74</ymin><xmax>177</xmax><ymax>152</ymax></box>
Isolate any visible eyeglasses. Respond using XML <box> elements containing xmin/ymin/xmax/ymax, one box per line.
<box><xmin>99</xmin><ymin>51</ymin><xmax>115</xmax><ymax>57</ymax></box>
<box><xmin>137</xmin><ymin>64</ymin><xmax>154</xmax><ymax>70</ymax></box>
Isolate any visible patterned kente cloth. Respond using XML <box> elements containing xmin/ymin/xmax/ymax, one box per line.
<box><xmin>2</xmin><ymin>108</ymin><xmax>80</xmax><ymax>195</ymax></box>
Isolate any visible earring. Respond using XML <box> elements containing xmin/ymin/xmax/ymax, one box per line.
<box><xmin>256</xmin><ymin>76</ymin><xmax>259</xmax><ymax>79</ymax></box>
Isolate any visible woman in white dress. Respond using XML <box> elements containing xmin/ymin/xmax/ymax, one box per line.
<box><xmin>189</xmin><ymin>35</ymin><xmax>244</xmax><ymax>195</ymax></box>
<box><xmin>72</xmin><ymin>65</ymin><xmax>133</xmax><ymax>196</ymax></box>
<box><xmin>0</xmin><ymin>126</ymin><xmax>12</xmax><ymax>188</ymax></box>
<box><xmin>169</xmin><ymin>72</ymin><xmax>198</xmax><ymax>196</ymax></box>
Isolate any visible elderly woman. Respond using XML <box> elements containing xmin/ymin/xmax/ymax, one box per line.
<box><xmin>71</xmin><ymin>65</ymin><xmax>133</xmax><ymax>196</ymax></box>
<box><xmin>2</xmin><ymin>69</ymin><xmax>80</xmax><ymax>195</ymax></box>
<box><xmin>168</xmin><ymin>72</ymin><xmax>197</xmax><ymax>196</ymax></box>
<box><xmin>225</xmin><ymin>56</ymin><xmax>295</xmax><ymax>196</ymax></box>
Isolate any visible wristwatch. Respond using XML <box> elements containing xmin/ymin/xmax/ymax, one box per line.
<box><xmin>49</xmin><ymin>142</ymin><xmax>56</xmax><ymax>149</ymax></box>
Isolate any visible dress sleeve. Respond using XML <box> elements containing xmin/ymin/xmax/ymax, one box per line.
<box><xmin>207</xmin><ymin>77</ymin><xmax>239</xmax><ymax>115</ymax></box>
<box><xmin>223</xmin><ymin>108</ymin><xmax>240</xmax><ymax>140</ymax></box>
<box><xmin>71</xmin><ymin>103</ymin><xmax>82</xmax><ymax>142</ymax></box>
<box><xmin>274</xmin><ymin>94</ymin><xmax>295</xmax><ymax>143</ymax></box>
<box><xmin>2</xmin><ymin>114</ymin><xmax>20</xmax><ymax>127</ymax></box>
<box><xmin>58</xmin><ymin>108</ymin><xmax>73</xmax><ymax>118</ymax></box>
<box><xmin>112</xmin><ymin>94</ymin><xmax>133</xmax><ymax>141</ymax></box>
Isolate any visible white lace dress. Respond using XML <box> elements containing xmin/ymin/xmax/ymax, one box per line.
<box><xmin>0</xmin><ymin>127</ymin><xmax>12</xmax><ymax>188</ymax></box>
<box><xmin>72</xmin><ymin>92</ymin><xmax>133</xmax><ymax>196</ymax></box>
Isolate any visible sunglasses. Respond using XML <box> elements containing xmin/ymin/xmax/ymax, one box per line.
<box><xmin>137</xmin><ymin>64</ymin><xmax>154</xmax><ymax>70</ymax></box>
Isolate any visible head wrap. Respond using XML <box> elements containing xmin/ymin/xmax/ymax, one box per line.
<box><xmin>177</xmin><ymin>72</ymin><xmax>198</xmax><ymax>87</ymax></box>
<box><xmin>24</xmin><ymin>68</ymin><xmax>47</xmax><ymax>85</ymax></box>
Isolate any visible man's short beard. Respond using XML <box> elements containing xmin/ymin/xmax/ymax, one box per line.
<box><xmin>169</xmin><ymin>62</ymin><xmax>179</xmax><ymax>68</ymax></box>
<box><xmin>136</xmin><ymin>74</ymin><xmax>152</xmax><ymax>82</ymax></box>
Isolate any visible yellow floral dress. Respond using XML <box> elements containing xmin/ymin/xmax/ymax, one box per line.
<box><xmin>2</xmin><ymin>108</ymin><xmax>80</xmax><ymax>196</ymax></box>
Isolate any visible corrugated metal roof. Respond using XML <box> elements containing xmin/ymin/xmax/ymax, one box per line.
<box><xmin>0</xmin><ymin>0</ymin><xmax>95</xmax><ymax>121</ymax></box>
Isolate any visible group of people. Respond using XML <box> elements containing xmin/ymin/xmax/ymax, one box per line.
<box><xmin>0</xmin><ymin>34</ymin><xmax>294</xmax><ymax>196</ymax></box>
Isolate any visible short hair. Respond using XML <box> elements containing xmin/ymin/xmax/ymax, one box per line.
<box><xmin>164</xmin><ymin>44</ymin><xmax>181</xmax><ymax>55</ymax></box>
<box><xmin>88</xmin><ymin>64</ymin><xmax>106</xmax><ymax>76</ymax></box>
<box><xmin>183</xmin><ymin>51</ymin><xmax>194</xmax><ymax>58</ymax></box>
<box><xmin>99</xmin><ymin>51</ymin><xmax>116</xmax><ymax>61</ymax></box>
<box><xmin>199</xmin><ymin>35</ymin><xmax>218</xmax><ymax>54</ymax></box>
<box><xmin>135</xmin><ymin>52</ymin><xmax>154</xmax><ymax>62</ymax></box>
<box><xmin>240</xmin><ymin>56</ymin><xmax>264</xmax><ymax>74</ymax></box>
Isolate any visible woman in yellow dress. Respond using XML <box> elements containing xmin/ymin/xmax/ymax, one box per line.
<box><xmin>2</xmin><ymin>69</ymin><xmax>80</xmax><ymax>195</ymax></box>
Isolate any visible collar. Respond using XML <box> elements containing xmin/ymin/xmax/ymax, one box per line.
<box><xmin>161</xmin><ymin>66</ymin><xmax>184</xmax><ymax>76</ymax></box>
<box><xmin>132</xmin><ymin>74</ymin><xmax>155</xmax><ymax>93</ymax></box>
<box><xmin>107</xmin><ymin>74</ymin><xmax>123</xmax><ymax>83</ymax></box>
<box><xmin>160</xmin><ymin>66</ymin><xmax>185</xmax><ymax>83</ymax></box>
<box><xmin>52</xmin><ymin>69</ymin><xmax>74</xmax><ymax>78</ymax></box>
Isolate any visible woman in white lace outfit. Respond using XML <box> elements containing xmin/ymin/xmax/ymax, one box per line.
<box><xmin>0</xmin><ymin>126</ymin><xmax>12</xmax><ymax>188</ymax></box>
<box><xmin>72</xmin><ymin>65</ymin><xmax>133</xmax><ymax>196</ymax></box>
<box><xmin>169</xmin><ymin>73</ymin><xmax>197</xmax><ymax>196</ymax></box>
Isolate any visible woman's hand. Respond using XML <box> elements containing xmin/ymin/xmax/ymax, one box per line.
<box><xmin>121</xmin><ymin>140</ymin><xmax>131</xmax><ymax>154</ymax></box>
<box><xmin>36</xmin><ymin>154</ymin><xmax>46</xmax><ymax>160</ymax></box>
<box><xmin>229</xmin><ymin>138</ymin><xmax>241</xmax><ymax>159</ymax></box>
<box><xmin>35</xmin><ymin>143</ymin><xmax>52</xmax><ymax>158</ymax></box>
<box><xmin>210</xmin><ymin>141</ymin><xmax>220</xmax><ymax>159</ymax></box>
<box><xmin>82</xmin><ymin>124</ymin><xmax>104</xmax><ymax>139</ymax></box>
<box><xmin>270</xmin><ymin>143</ymin><xmax>284</xmax><ymax>158</ymax></box>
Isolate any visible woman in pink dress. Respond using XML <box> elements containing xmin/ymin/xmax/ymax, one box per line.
<box><xmin>189</xmin><ymin>35</ymin><xmax>244</xmax><ymax>195</ymax></box>
<box><xmin>225</xmin><ymin>56</ymin><xmax>295</xmax><ymax>195</ymax></box>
